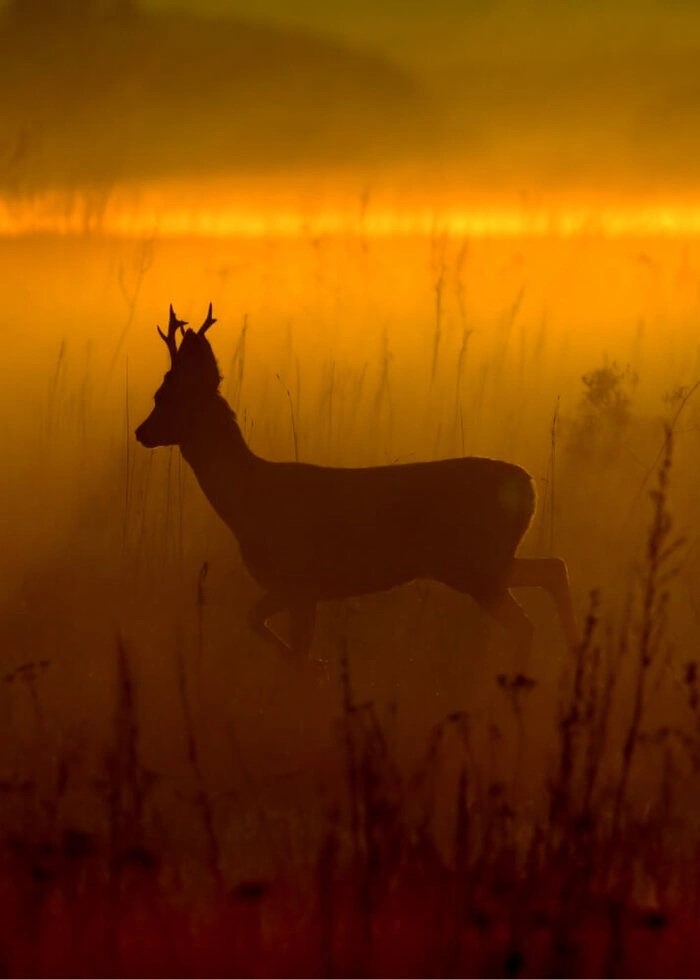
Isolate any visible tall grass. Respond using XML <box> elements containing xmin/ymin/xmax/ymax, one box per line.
<box><xmin>3</xmin><ymin>227</ymin><xmax>700</xmax><ymax>974</ymax></box>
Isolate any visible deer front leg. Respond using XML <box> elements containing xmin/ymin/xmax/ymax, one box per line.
<box><xmin>247</xmin><ymin>593</ymin><xmax>318</xmax><ymax>657</ymax></box>
<box><xmin>289</xmin><ymin>599</ymin><xmax>317</xmax><ymax>658</ymax></box>
<box><xmin>248</xmin><ymin>593</ymin><xmax>292</xmax><ymax>655</ymax></box>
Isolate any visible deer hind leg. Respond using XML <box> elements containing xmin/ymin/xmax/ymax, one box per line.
<box><xmin>507</xmin><ymin>557</ymin><xmax>577</xmax><ymax>651</ymax></box>
<box><xmin>476</xmin><ymin>589</ymin><xmax>535</xmax><ymax>663</ymax></box>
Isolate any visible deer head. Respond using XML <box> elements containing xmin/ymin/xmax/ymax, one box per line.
<box><xmin>135</xmin><ymin>303</ymin><xmax>221</xmax><ymax>448</ymax></box>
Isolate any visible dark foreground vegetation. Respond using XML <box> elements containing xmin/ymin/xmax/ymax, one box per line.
<box><xmin>3</xmin><ymin>422</ymin><xmax>700</xmax><ymax>978</ymax></box>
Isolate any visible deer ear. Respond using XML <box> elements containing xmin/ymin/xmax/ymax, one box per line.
<box><xmin>198</xmin><ymin>302</ymin><xmax>217</xmax><ymax>336</ymax></box>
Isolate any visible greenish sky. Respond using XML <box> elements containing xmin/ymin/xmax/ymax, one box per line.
<box><xmin>3</xmin><ymin>0</ymin><xmax>700</xmax><ymax>191</ymax></box>
<box><xmin>140</xmin><ymin>0</ymin><xmax>700</xmax><ymax>69</ymax></box>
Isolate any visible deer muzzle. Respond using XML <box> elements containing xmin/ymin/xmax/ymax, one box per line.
<box><xmin>135</xmin><ymin>413</ymin><xmax>161</xmax><ymax>448</ymax></box>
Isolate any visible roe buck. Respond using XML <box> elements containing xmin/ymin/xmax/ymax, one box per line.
<box><xmin>136</xmin><ymin>305</ymin><xmax>577</xmax><ymax>660</ymax></box>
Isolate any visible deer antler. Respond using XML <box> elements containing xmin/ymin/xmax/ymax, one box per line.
<box><xmin>198</xmin><ymin>302</ymin><xmax>217</xmax><ymax>336</ymax></box>
<box><xmin>157</xmin><ymin>304</ymin><xmax>188</xmax><ymax>365</ymax></box>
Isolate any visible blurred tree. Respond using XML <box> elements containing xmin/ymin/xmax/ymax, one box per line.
<box><xmin>5</xmin><ymin>0</ymin><xmax>137</xmax><ymax>22</ymax></box>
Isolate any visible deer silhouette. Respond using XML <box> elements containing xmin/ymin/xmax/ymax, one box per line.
<box><xmin>136</xmin><ymin>305</ymin><xmax>577</xmax><ymax>660</ymax></box>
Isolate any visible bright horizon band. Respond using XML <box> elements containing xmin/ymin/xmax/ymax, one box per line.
<box><xmin>4</xmin><ymin>192</ymin><xmax>700</xmax><ymax>238</ymax></box>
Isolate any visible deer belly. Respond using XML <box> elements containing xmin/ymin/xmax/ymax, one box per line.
<box><xmin>239</xmin><ymin>502</ymin><xmax>522</xmax><ymax>600</ymax></box>
<box><xmin>239</xmin><ymin>529</ymin><xmax>427</xmax><ymax>598</ymax></box>
<box><xmin>316</xmin><ymin>562</ymin><xmax>419</xmax><ymax>599</ymax></box>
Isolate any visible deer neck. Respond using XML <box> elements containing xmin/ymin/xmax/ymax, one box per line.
<box><xmin>179</xmin><ymin>393</ymin><xmax>257</xmax><ymax>534</ymax></box>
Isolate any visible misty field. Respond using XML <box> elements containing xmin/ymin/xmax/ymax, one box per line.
<box><xmin>3</xmin><ymin>224</ymin><xmax>700</xmax><ymax>976</ymax></box>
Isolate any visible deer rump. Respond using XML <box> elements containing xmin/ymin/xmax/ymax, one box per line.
<box><xmin>235</xmin><ymin>456</ymin><xmax>536</xmax><ymax>602</ymax></box>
